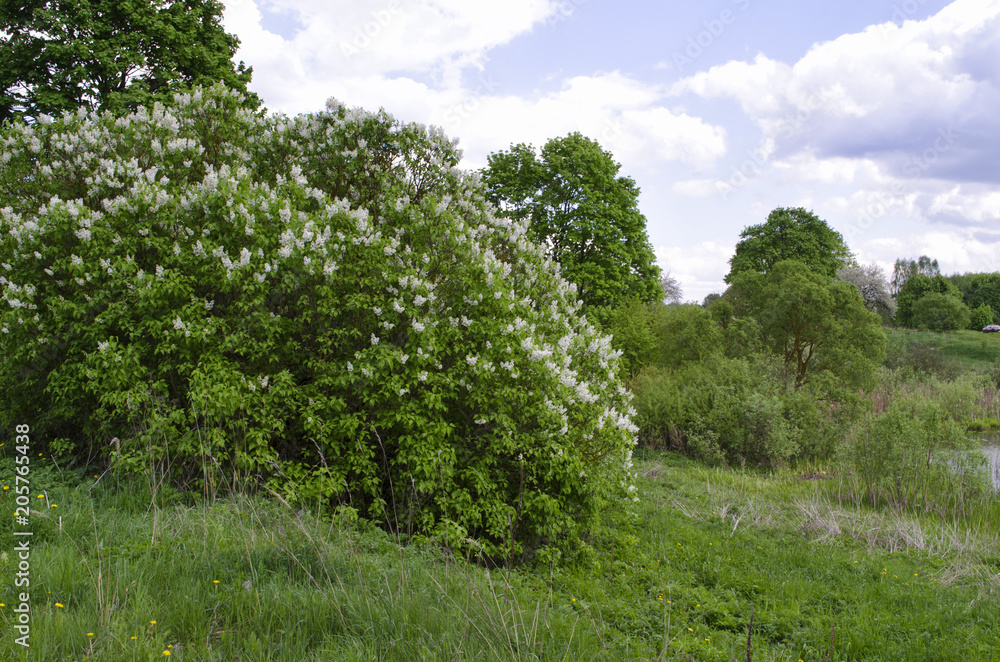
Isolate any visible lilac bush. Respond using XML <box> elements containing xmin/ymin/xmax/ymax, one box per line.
<box><xmin>0</xmin><ymin>85</ymin><xmax>638</xmax><ymax>561</ymax></box>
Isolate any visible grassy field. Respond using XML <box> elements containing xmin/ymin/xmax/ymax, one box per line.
<box><xmin>885</xmin><ymin>327</ymin><xmax>1000</xmax><ymax>372</ymax></box>
<box><xmin>2</xmin><ymin>450</ymin><xmax>998</xmax><ymax>661</ymax></box>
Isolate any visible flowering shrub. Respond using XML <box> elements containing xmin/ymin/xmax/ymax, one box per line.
<box><xmin>0</xmin><ymin>85</ymin><xmax>638</xmax><ymax>561</ymax></box>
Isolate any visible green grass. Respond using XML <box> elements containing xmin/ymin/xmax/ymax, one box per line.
<box><xmin>2</xmin><ymin>451</ymin><xmax>998</xmax><ymax>661</ymax></box>
<box><xmin>886</xmin><ymin>327</ymin><xmax>1000</xmax><ymax>371</ymax></box>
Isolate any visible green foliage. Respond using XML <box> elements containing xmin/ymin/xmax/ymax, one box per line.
<box><xmin>629</xmin><ymin>354</ymin><xmax>840</xmax><ymax>467</ymax></box>
<box><xmin>0</xmin><ymin>85</ymin><xmax>639</xmax><ymax>562</ymax></box>
<box><xmin>652</xmin><ymin>303</ymin><xmax>723</xmax><ymax>368</ymax></box>
<box><xmin>890</xmin><ymin>255</ymin><xmax>939</xmax><ymax>297</ymax></box>
<box><xmin>837</xmin><ymin>262</ymin><xmax>896</xmax><ymax>323</ymax></box>
<box><xmin>1</xmin><ymin>0</ymin><xmax>256</xmax><ymax>123</ymax></box>
<box><xmin>600</xmin><ymin>297</ymin><xmax>660</xmax><ymax>377</ymax></box>
<box><xmin>839</xmin><ymin>401</ymin><xmax>990</xmax><ymax>514</ymax></box>
<box><xmin>969</xmin><ymin>302</ymin><xmax>994</xmax><ymax>330</ymax></box>
<box><xmin>729</xmin><ymin>260</ymin><xmax>885</xmax><ymax>390</ymax></box>
<box><xmin>895</xmin><ymin>273</ymin><xmax>963</xmax><ymax>328</ymax></box>
<box><xmin>724</xmin><ymin>207</ymin><xmax>852</xmax><ymax>283</ymax></box>
<box><xmin>911</xmin><ymin>292</ymin><xmax>971</xmax><ymax>332</ymax></box>
<box><xmin>950</xmin><ymin>271</ymin><xmax>1000</xmax><ymax>315</ymax></box>
<box><xmin>480</xmin><ymin>132</ymin><xmax>662</xmax><ymax>310</ymax></box>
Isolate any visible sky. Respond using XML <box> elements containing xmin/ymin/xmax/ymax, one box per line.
<box><xmin>220</xmin><ymin>0</ymin><xmax>1000</xmax><ymax>303</ymax></box>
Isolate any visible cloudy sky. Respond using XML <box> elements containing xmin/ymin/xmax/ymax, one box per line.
<box><xmin>221</xmin><ymin>0</ymin><xmax>1000</xmax><ymax>302</ymax></box>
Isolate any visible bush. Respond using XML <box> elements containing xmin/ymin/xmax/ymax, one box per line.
<box><xmin>839</xmin><ymin>402</ymin><xmax>990</xmax><ymax>515</ymax></box>
<box><xmin>0</xmin><ymin>85</ymin><xmax>639</xmax><ymax>562</ymax></box>
<box><xmin>969</xmin><ymin>303</ymin><xmax>994</xmax><ymax>330</ymax></box>
<box><xmin>911</xmin><ymin>293</ymin><xmax>970</xmax><ymax>332</ymax></box>
<box><xmin>629</xmin><ymin>354</ymin><xmax>838</xmax><ymax>467</ymax></box>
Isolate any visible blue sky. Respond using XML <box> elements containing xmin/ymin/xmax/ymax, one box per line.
<box><xmin>222</xmin><ymin>0</ymin><xmax>1000</xmax><ymax>302</ymax></box>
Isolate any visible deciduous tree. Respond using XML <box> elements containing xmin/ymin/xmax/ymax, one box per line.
<box><xmin>481</xmin><ymin>133</ymin><xmax>662</xmax><ymax>311</ymax></box>
<box><xmin>725</xmin><ymin>207</ymin><xmax>852</xmax><ymax>283</ymax></box>
<box><xmin>837</xmin><ymin>262</ymin><xmax>896</xmax><ymax>322</ymax></box>
<box><xmin>729</xmin><ymin>260</ymin><xmax>884</xmax><ymax>389</ymax></box>
<box><xmin>1</xmin><ymin>0</ymin><xmax>256</xmax><ymax>123</ymax></box>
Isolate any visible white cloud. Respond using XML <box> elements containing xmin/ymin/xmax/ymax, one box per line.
<box><xmin>655</xmin><ymin>242</ymin><xmax>735</xmax><ymax>303</ymax></box>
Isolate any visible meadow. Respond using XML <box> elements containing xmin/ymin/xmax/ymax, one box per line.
<box><xmin>2</xmin><ymin>438</ymin><xmax>998</xmax><ymax>661</ymax></box>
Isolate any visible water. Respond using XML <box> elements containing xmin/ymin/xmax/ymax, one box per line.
<box><xmin>976</xmin><ymin>432</ymin><xmax>1000</xmax><ymax>491</ymax></box>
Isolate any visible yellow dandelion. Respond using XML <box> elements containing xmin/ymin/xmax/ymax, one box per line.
<box><xmin>150</xmin><ymin>620</ymin><xmax>156</xmax><ymax>625</ymax></box>
<box><xmin>571</xmin><ymin>597</ymin><xmax>576</xmax><ymax>602</ymax></box>
<box><xmin>131</xmin><ymin>637</ymin><xmax>137</xmax><ymax>641</ymax></box>
<box><xmin>163</xmin><ymin>651</ymin><xmax>171</xmax><ymax>656</ymax></box>
<box><xmin>51</xmin><ymin>504</ymin><xmax>57</xmax><ymax>508</ymax></box>
<box><xmin>2</xmin><ymin>486</ymin><xmax>8</xmax><ymax>490</ymax></box>
<box><xmin>213</xmin><ymin>580</ymin><xmax>220</xmax><ymax>584</ymax></box>
<box><xmin>37</xmin><ymin>495</ymin><xmax>44</xmax><ymax>499</ymax></box>
<box><xmin>87</xmin><ymin>632</ymin><xmax>94</xmax><ymax>637</ymax></box>
<box><xmin>687</xmin><ymin>628</ymin><xmax>693</xmax><ymax>632</ymax></box>
<box><xmin>55</xmin><ymin>603</ymin><xmax>64</xmax><ymax>608</ymax></box>
<box><xmin>0</xmin><ymin>603</ymin><xmax>5</xmax><ymax>608</ymax></box>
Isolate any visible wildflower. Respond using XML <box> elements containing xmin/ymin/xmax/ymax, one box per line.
<box><xmin>55</xmin><ymin>603</ymin><xmax>63</xmax><ymax>608</ymax></box>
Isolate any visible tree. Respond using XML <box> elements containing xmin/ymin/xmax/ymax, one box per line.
<box><xmin>1</xmin><ymin>0</ymin><xmax>256</xmax><ymax>123</ymax></box>
<box><xmin>890</xmin><ymin>256</ymin><xmax>939</xmax><ymax>296</ymax></box>
<box><xmin>725</xmin><ymin>207</ymin><xmax>852</xmax><ymax>283</ymax></box>
<box><xmin>895</xmin><ymin>273</ymin><xmax>962</xmax><ymax>328</ymax></box>
<box><xmin>0</xmin><ymin>85</ymin><xmax>638</xmax><ymax>562</ymax></box>
<box><xmin>912</xmin><ymin>293</ymin><xmax>971</xmax><ymax>332</ymax></box>
<box><xmin>481</xmin><ymin>132</ymin><xmax>662</xmax><ymax>311</ymax></box>
<box><xmin>660</xmin><ymin>271</ymin><xmax>683</xmax><ymax>304</ymax></box>
<box><xmin>950</xmin><ymin>272</ymin><xmax>1000</xmax><ymax>315</ymax></box>
<box><xmin>729</xmin><ymin>260</ymin><xmax>885</xmax><ymax>389</ymax></box>
<box><xmin>837</xmin><ymin>262</ymin><xmax>896</xmax><ymax>322</ymax></box>
<box><xmin>969</xmin><ymin>303</ymin><xmax>994</xmax><ymax>331</ymax></box>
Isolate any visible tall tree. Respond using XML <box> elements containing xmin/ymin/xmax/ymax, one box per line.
<box><xmin>725</xmin><ymin>207</ymin><xmax>852</xmax><ymax>283</ymax></box>
<box><xmin>890</xmin><ymin>255</ymin><xmax>939</xmax><ymax>296</ymax></box>
<box><xmin>1</xmin><ymin>0</ymin><xmax>257</xmax><ymax>123</ymax></box>
<box><xmin>729</xmin><ymin>260</ymin><xmax>885</xmax><ymax>389</ymax></box>
<box><xmin>481</xmin><ymin>132</ymin><xmax>662</xmax><ymax>310</ymax></box>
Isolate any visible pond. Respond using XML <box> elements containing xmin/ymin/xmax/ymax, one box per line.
<box><xmin>976</xmin><ymin>432</ymin><xmax>1000</xmax><ymax>491</ymax></box>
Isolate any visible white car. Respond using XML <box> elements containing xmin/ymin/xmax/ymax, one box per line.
<box><xmin>983</xmin><ymin>324</ymin><xmax>1000</xmax><ymax>333</ymax></box>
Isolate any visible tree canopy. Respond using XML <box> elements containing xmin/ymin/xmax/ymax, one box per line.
<box><xmin>1</xmin><ymin>0</ymin><xmax>256</xmax><ymax>123</ymax></box>
<box><xmin>728</xmin><ymin>260</ymin><xmax>884</xmax><ymax>390</ymax></box>
<box><xmin>895</xmin><ymin>273</ymin><xmax>963</xmax><ymax>328</ymax></box>
<box><xmin>0</xmin><ymin>85</ymin><xmax>637</xmax><ymax>562</ymax></box>
<box><xmin>480</xmin><ymin>132</ymin><xmax>662</xmax><ymax>311</ymax></box>
<box><xmin>725</xmin><ymin>207</ymin><xmax>852</xmax><ymax>283</ymax></box>
<box><xmin>891</xmin><ymin>256</ymin><xmax>940</xmax><ymax>297</ymax></box>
